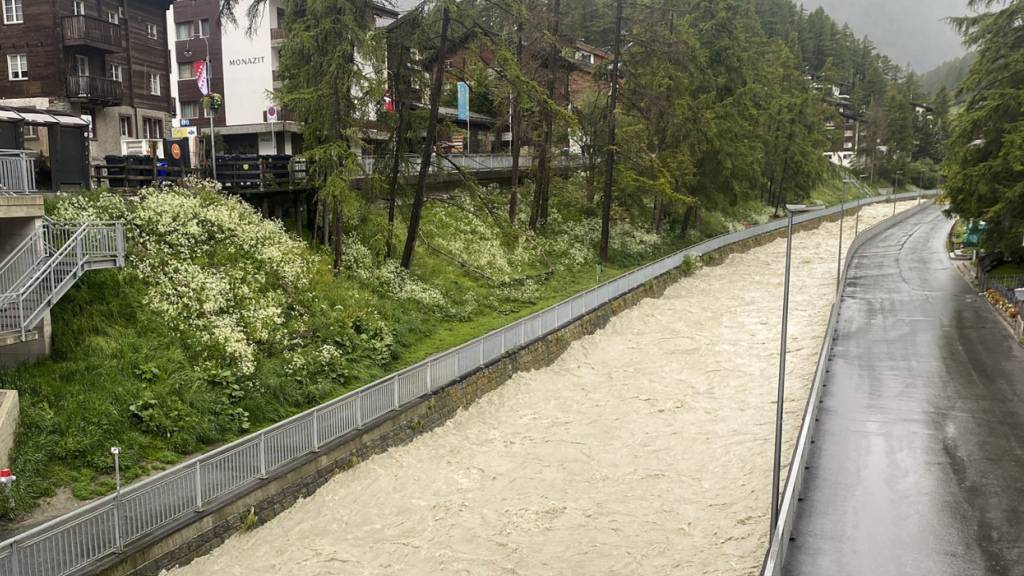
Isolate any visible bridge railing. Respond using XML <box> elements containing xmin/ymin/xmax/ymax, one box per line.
<box><xmin>92</xmin><ymin>153</ymin><xmax>585</xmax><ymax>192</ymax></box>
<box><xmin>0</xmin><ymin>150</ymin><xmax>37</xmax><ymax>195</ymax></box>
<box><xmin>0</xmin><ymin>191</ymin><xmax>934</xmax><ymax>576</ymax></box>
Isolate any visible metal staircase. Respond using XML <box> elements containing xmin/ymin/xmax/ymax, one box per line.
<box><xmin>0</xmin><ymin>218</ymin><xmax>125</xmax><ymax>343</ymax></box>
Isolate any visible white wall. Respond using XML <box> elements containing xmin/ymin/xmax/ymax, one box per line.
<box><xmin>221</xmin><ymin>1</ymin><xmax>279</xmax><ymax>126</ymax></box>
<box><xmin>166</xmin><ymin>7</ymin><xmax>181</xmax><ymax>119</ymax></box>
<box><xmin>166</xmin><ymin>1</ymin><xmax>281</xmax><ymax>128</ymax></box>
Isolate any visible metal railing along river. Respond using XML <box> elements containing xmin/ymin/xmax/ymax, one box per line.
<box><xmin>0</xmin><ymin>191</ymin><xmax>935</xmax><ymax>576</ymax></box>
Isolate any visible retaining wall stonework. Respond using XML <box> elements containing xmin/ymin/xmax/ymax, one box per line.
<box><xmin>94</xmin><ymin>207</ymin><xmax>863</xmax><ymax>576</ymax></box>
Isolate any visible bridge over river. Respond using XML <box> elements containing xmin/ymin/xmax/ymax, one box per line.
<box><xmin>165</xmin><ymin>202</ymin><xmax>917</xmax><ymax>576</ymax></box>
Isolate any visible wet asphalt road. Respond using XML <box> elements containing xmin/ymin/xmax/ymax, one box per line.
<box><xmin>784</xmin><ymin>205</ymin><xmax>1024</xmax><ymax>576</ymax></box>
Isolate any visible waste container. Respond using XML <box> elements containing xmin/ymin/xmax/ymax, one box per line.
<box><xmin>104</xmin><ymin>155</ymin><xmax>126</xmax><ymax>188</ymax></box>
<box><xmin>268</xmin><ymin>154</ymin><xmax>291</xmax><ymax>185</ymax></box>
<box><xmin>126</xmin><ymin>155</ymin><xmax>154</xmax><ymax>188</ymax></box>
<box><xmin>236</xmin><ymin>154</ymin><xmax>260</xmax><ymax>188</ymax></box>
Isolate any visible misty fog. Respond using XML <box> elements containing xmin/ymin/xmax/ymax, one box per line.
<box><xmin>800</xmin><ymin>0</ymin><xmax>969</xmax><ymax>72</ymax></box>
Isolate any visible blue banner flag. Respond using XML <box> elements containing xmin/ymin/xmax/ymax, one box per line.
<box><xmin>457</xmin><ymin>82</ymin><xmax>470</xmax><ymax>121</ymax></box>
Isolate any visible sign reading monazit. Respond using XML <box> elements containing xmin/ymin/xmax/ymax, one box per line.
<box><xmin>228</xmin><ymin>56</ymin><xmax>266</xmax><ymax>66</ymax></box>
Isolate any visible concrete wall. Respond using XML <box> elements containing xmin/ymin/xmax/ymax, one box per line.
<box><xmin>0</xmin><ymin>390</ymin><xmax>19</xmax><ymax>469</ymax></box>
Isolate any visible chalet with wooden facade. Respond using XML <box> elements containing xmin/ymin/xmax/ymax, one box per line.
<box><xmin>0</xmin><ymin>0</ymin><xmax>174</xmax><ymax>165</ymax></box>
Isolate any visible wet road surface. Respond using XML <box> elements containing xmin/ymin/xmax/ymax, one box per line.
<box><xmin>784</xmin><ymin>205</ymin><xmax>1024</xmax><ymax>575</ymax></box>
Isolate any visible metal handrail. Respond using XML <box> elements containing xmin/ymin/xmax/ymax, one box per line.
<box><xmin>0</xmin><ymin>149</ymin><xmax>36</xmax><ymax>195</ymax></box>
<box><xmin>0</xmin><ymin>229</ymin><xmax>46</xmax><ymax>303</ymax></box>
<box><xmin>0</xmin><ymin>192</ymin><xmax>936</xmax><ymax>576</ymax></box>
<box><xmin>0</xmin><ymin>222</ymin><xmax>124</xmax><ymax>339</ymax></box>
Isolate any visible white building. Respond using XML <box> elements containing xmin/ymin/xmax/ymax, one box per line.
<box><xmin>166</xmin><ymin>0</ymin><xmax>400</xmax><ymax>162</ymax></box>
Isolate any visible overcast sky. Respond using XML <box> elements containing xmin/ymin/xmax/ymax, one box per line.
<box><xmin>801</xmin><ymin>0</ymin><xmax>970</xmax><ymax>72</ymax></box>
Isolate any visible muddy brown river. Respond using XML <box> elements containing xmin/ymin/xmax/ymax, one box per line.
<box><xmin>166</xmin><ymin>202</ymin><xmax>915</xmax><ymax>576</ymax></box>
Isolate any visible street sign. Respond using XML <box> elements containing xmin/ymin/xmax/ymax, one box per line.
<box><xmin>267</xmin><ymin>105</ymin><xmax>278</xmax><ymax>122</ymax></box>
<box><xmin>180</xmin><ymin>119</ymin><xmax>191</xmax><ymax>127</ymax></box>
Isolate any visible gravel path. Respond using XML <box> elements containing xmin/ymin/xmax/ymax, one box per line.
<box><xmin>166</xmin><ymin>202</ymin><xmax>915</xmax><ymax>576</ymax></box>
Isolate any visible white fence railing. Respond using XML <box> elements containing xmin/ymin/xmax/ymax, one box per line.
<box><xmin>0</xmin><ymin>192</ymin><xmax>935</xmax><ymax>576</ymax></box>
<box><xmin>0</xmin><ymin>150</ymin><xmax>36</xmax><ymax>195</ymax></box>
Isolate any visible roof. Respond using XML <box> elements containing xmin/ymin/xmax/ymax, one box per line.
<box><xmin>0</xmin><ymin>106</ymin><xmax>90</xmax><ymax>127</ymax></box>
<box><xmin>372</xmin><ymin>2</ymin><xmax>401</xmax><ymax>19</ymax></box>
<box><xmin>573</xmin><ymin>40</ymin><xmax>611</xmax><ymax>60</ymax></box>
<box><xmin>408</xmin><ymin>104</ymin><xmax>496</xmax><ymax>126</ymax></box>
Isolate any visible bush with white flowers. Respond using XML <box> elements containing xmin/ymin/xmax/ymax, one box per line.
<box><xmin>49</xmin><ymin>180</ymin><xmax>312</xmax><ymax>375</ymax></box>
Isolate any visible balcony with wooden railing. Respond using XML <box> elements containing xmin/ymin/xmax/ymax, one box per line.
<box><xmin>66</xmin><ymin>75</ymin><xmax>123</xmax><ymax>105</ymax></box>
<box><xmin>270</xmin><ymin>27</ymin><xmax>287</xmax><ymax>46</ymax></box>
<box><xmin>61</xmin><ymin>15</ymin><xmax>123</xmax><ymax>53</ymax></box>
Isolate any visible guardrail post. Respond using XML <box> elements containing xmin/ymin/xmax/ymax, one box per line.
<box><xmin>392</xmin><ymin>377</ymin><xmax>400</xmax><ymax>410</ymax></box>
<box><xmin>311</xmin><ymin>410</ymin><xmax>320</xmax><ymax>452</ymax></box>
<box><xmin>426</xmin><ymin>362</ymin><xmax>433</xmax><ymax>394</ymax></box>
<box><xmin>8</xmin><ymin>541</ymin><xmax>18</xmax><ymax>576</ymax></box>
<box><xmin>115</xmin><ymin>222</ymin><xmax>125</xmax><ymax>267</ymax></box>
<box><xmin>17</xmin><ymin>300</ymin><xmax>25</xmax><ymax>341</ymax></box>
<box><xmin>258</xmin><ymin>432</ymin><xmax>267</xmax><ymax>478</ymax></box>
<box><xmin>193</xmin><ymin>461</ymin><xmax>203</xmax><ymax>511</ymax></box>
<box><xmin>75</xmin><ymin>235</ymin><xmax>84</xmax><ymax>276</ymax></box>
<box><xmin>356</xmin><ymin>391</ymin><xmax>363</xmax><ymax>428</ymax></box>
<box><xmin>478</xmin><ymin>342</ymin><xmax>484</xmax><ymax>367</ymax></box>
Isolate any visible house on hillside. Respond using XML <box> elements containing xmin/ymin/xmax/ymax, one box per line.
<box><xmin>0</xmin><ymin>0</ymin><xmax>176</xmax><ymax>168</ymax></box>
<box><xmin>409</xmin><ymin>26</ymin><xmax>612</xmax><ymax>154</ymax></box>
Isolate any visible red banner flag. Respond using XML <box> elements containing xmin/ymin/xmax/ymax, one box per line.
<box><xmin>193</xmin><ymin>60</ymin><xmax>210</xmax><ymax>96</ymax></box>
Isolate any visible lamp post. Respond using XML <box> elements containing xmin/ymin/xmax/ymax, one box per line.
<box><xmin>837</xmin><ymin>200</ymin><xmax>844</xmax><ymax>295</ymax></box>
<box><xmin>771</xmin><ymin>203</ymin><xmax>823</xmax><ymax>539</ymax></box>
<box><xmin>111</xmin><ymin>447</ymin><xmax>123</xmax><ymax>552</ymax></box>
<box><xmin>184</xmin><ymin>35</ymin><xmax>216</xmax><ymax>180</ymax></box>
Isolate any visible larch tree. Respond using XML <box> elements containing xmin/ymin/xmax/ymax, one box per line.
<box><xmin>944</xmin><ymin>0</ymin><xmax>1024</xmax><ymax>258</ymax></box>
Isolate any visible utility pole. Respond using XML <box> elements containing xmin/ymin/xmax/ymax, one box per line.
<box><xmin>599</xmin><ymin>0</ymin><xmax>624</xmax><ymax>264</ymax></box>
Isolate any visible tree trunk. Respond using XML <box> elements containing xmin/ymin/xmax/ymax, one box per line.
<box><xmin>530</xmin><ymin>0</ymin><xmax>561</xmax><ymax>231</ymax></box>
<box><xmin>599</xmin><ymin>0</ymin><xmax>623</xmax><ymax>264</ymax></box>
<box><xmin>386</xmin><ymin>43</ymin><xmax>408</xmax><ymax>259</ymax></box>
<box><xmin>322</xmin><ymin>199</ymin><xmax>330</xmax><ymax>246</ymax></box>
<box><xmin>401</xmin><ymin>4</ymin><xmax>450</xmax><ymax>270</ymax></box>
<box><xmin>331</xmin><ymin>203</ymin><xmax>343</xmax><ymax>275</ymax></box>
<box><xmin>681</xmin><ymin>204</ymin><xmax>694</xmax><ymax>237</ymax></box>
<box><xmin>312</xmin><ymin>198</ymin><xmax>321</xmax><ymax>248</ymax></box>
<box><xmin>508</xmin><ymin>20</ymin><xmax>524</xmax><ymax>224</ymax></box>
